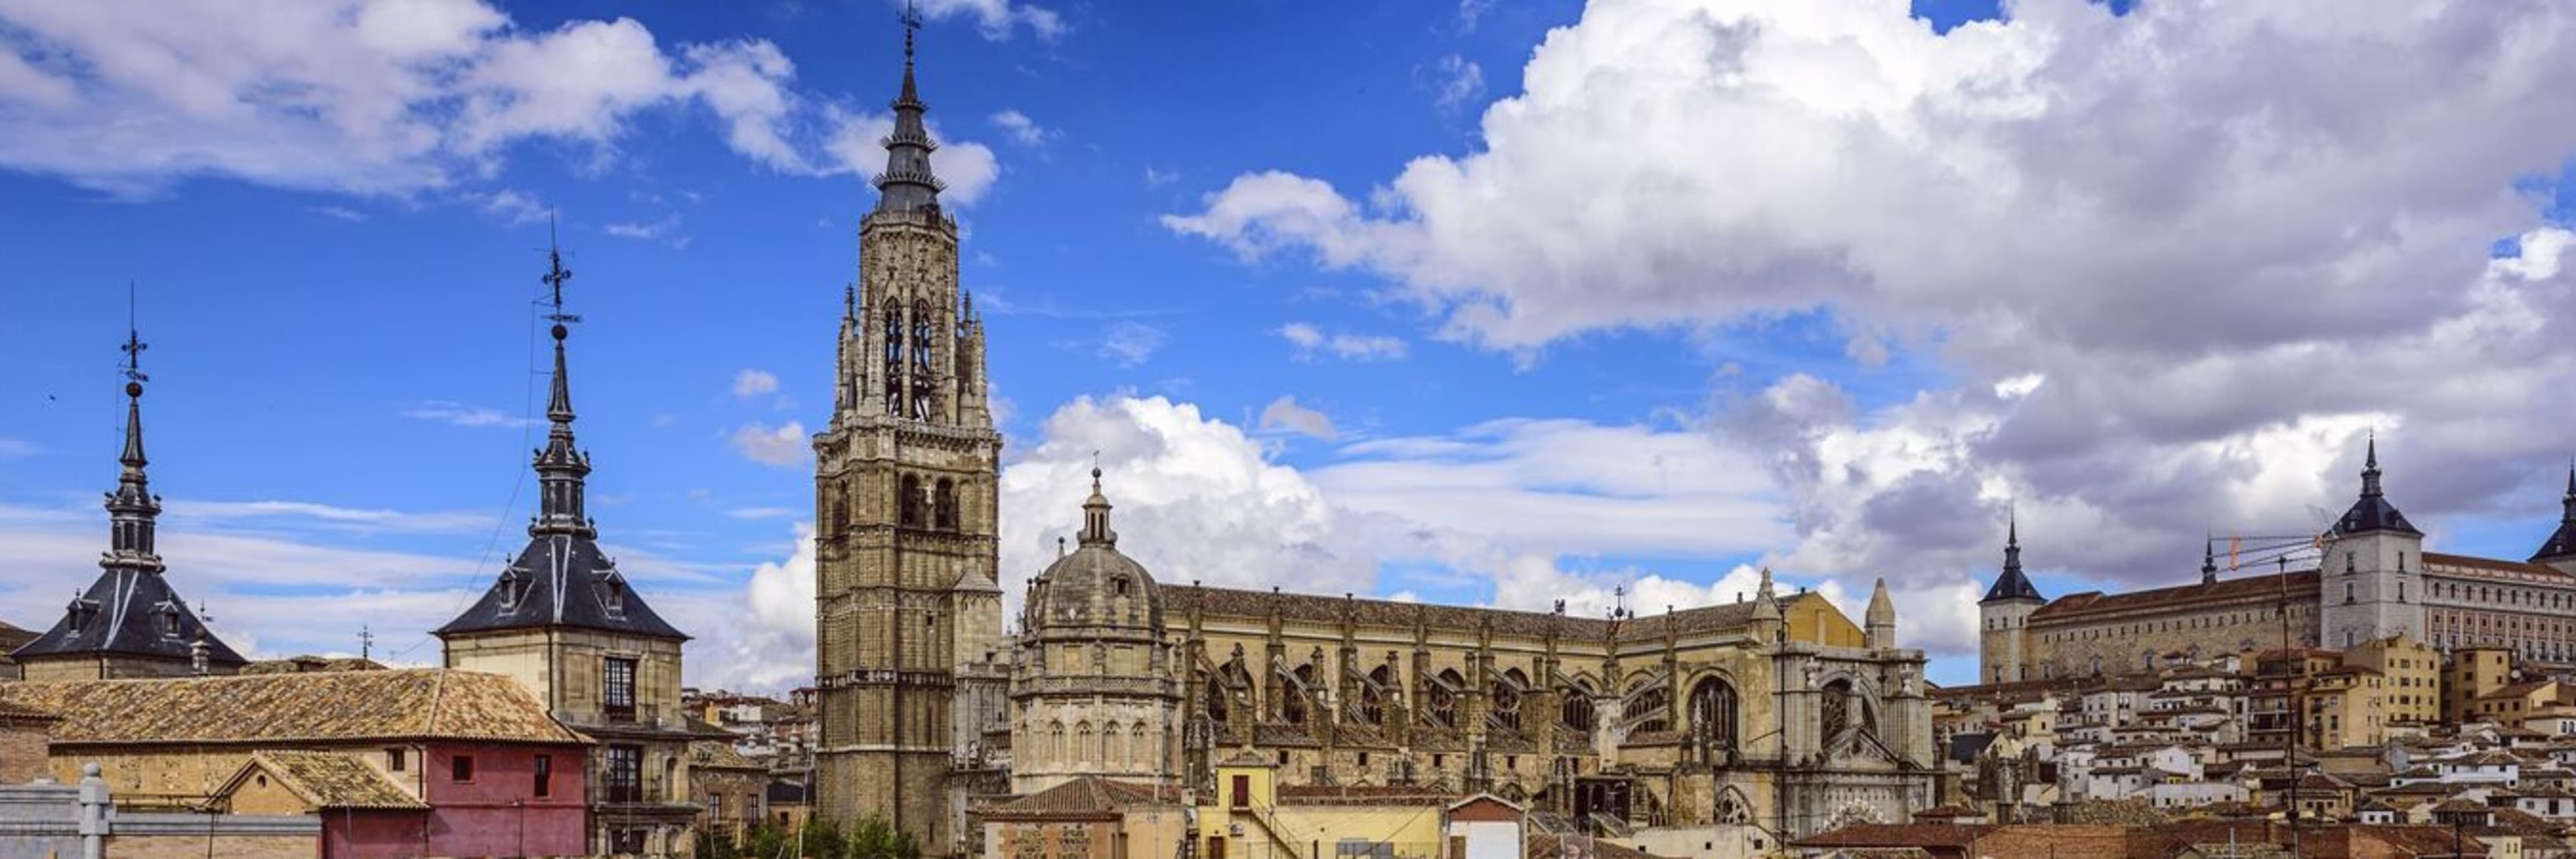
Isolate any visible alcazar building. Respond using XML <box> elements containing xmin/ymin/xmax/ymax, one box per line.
<box><xmin>808</xmin><ymin>28</ymin><xmax>1940</xmax><ymax>857</ymax></box>
<box><xmin>1980</xmin><ymin>439</ymin><xmax>2576</xmax><ymax>685</ymax></box>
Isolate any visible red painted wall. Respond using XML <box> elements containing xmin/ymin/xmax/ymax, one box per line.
<box><xmin>381</xmin><ymin>743</ymin><xmax>590</xmax><ymax>858</ymax></box>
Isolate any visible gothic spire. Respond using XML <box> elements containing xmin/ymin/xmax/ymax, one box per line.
<box><xmin>2361</xmin><ymin>431</ymin><xmax>2385</xmax><ymax>498</ymax></box>
<box><xmin>2533</xmin><ymin>461</ymin><xmax>2576</xmax><ymax>564</ymax></box>
<box><xmin>1079</xmin><ymin>466</ymin><xmax>1117</xmax><ymax>548</ymax></box>
<box><xmin>2202</xmin><ymin>538</ymin><xmax>2219</xmax><ymax>585</ymax></box>
<box><xmin>531</xmin><ymin>236</ymin><xmax>595</xmax><ymax>539</ymax></box>
<box><xmin>873</xmin><ymin>3</ymin><xmax>945</xmax><ymax>214</ymax></box>
<box><xmin>105</xmin><ymin>307</ymin><xmax>162</xmax><ymax>574</ymax></box>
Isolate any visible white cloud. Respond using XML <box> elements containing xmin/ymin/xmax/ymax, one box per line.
<box><xmin>1169</xmin><ymin>0</ymin><xmax>2576</xmax><ymax>619</ymax></box>
<box><xmin>161</xmin><ymin>499</ymin><xmax>494</xmax><ymax>535</ymax></box>
<box><xmin>402</xmin><ymin>400</ymin><xmax>534</xmax><ymax>428</ymax></box>
<box><xmin>820</xmin><ymin>105</ymin><xmax>1001</xmax><ymax>205</ymax></box>
<box><xmin>1276</xmin><ymin>321</ymin><xmax>1407</xmax><ymax>362</ymax></box>
<box><xmin>0</xmin><ymin>1</ymin><xmax>1005</xmax><ymax>202</ymax></box>
<box><xmin>1256</xmin><ymin>395</ymin><xmax>1338</xmax><ymax>441</ymax></box>
<box><xmin>1143</xmin><ymin>165</ymin><xmax>1179</xmax><ymax>187</ymax></box>
<box><xmin>602</xmin><ymin>213</ymin><xmax>683</xmax><ymax>244</ymax></box>
<box><xmin>1095</xmin><ymin>321</ymin><xmax>1167</xmax><ymax>366</ymax></box>
<box><xmin>725</xmin><ymin>506</ymin><xmax>800</xmax><ymax>520</ymax></box>
<box><xmin>729</xmin><ymin>421</ymin><xmax>810</xmax><ymax>466</ymax></box>
<box><xmin>312</xmin><ymin>205</ymin><xmax>368</xmax><ymax>222</ymax></box>
<box><xmin>731</xmin><ymin>368</ymin><xmax>780</xmax><ymax>399</ymax></box>
<box><xmin>987</xmin><ymin>109</ymin><xmax>1055</xmax><ymax>148</ymax></box>
<box><xmin>0</xmin><ymin>438</ymin><xmax>38</xmax><ymax>458</ymax></box>
<box><xmin>1428</xmin><ymin>54</ymin><xmax>1485</xmax><ymax>113</ymax></box>
<box><xmin>1456</xmin><ymin>0</ymin><xmax>1497</xmax><ymax>34</ymax></box>
<box><xmin>476</xmin><ymin>189</ymin><xmax>550</xmax><ymax>226</ymax></box>
<box><xmin>914</xmin><ymin>0</ymin><xmax>1065</xmax><ymax>42</ymax></box>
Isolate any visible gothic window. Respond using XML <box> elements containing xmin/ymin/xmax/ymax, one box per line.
<box><xmin>1491</xmin><ymin>670</ymin><xmax>1524</xmax><ymax>731</ymax></box>
<box><xmin>1284</xmin><ymin>663</ymin><xmax>1319</xmax><ymax>724</ymax></box>
<box><xmin>1361</xmin><ymin>665</ymin><xmax>1393</xmax><ymax>725</ymax></box>
<box><xmin>882</xmin><ymin>307</ymin><xmax>904</xmax><ymax>415</ymax></box>
<box><xmin>908</xmin><ymin>299</ymin><xmax>936</xmax><ymax>419</ymax></box>
<box><xmin>1561</xmin><ymin>678</ymin><xmax>1595</xmax><ymax>731</ymax></box>
<box><xmin>933</xmin><ymin>478</ymin><xmax>959</xmax><ymax>530</ymax></box>
<box><xmin>1432</xmin><ymin>669</ymin><xmax>1466</xmax><ymax>729</ymax></box>
<box><xmin>1104</xmin><ymin>721</ymin><xmax>1124</xmax><ymax>767</ymax></box>
<box><xmin>900</xmin><ymin>474</ymin><xmax>924</xmax><ymax>527</ymax></box>
<box><xmin>1688</xmin><ymin>677</ymin><xmax>1740</xmax><ymax>760</ymax></box>
<box><xmin>1132</xmin><ymin>723</ymin><xmax>1150</xmax><ymax>770</ymax></box>
<box><xmin>830</xmin><ymin>489</ymin><xmax>849</xmax><ymax>537</ymax></box>
<box><xmin>2347</xmin><ymin>582</ymin><xmax>2357</xmax><ymax>604</ymax></box>
<box><xmin>1200</xmin><ymin>671</ymin><xmax>1230</xmax><ymax>725</ymax></box>
<box><xmin>1821</xmin><ymin>678</ymin><xmax>1853</xmax><ymax>740</ymax></box>
<box><xmin>1623</xmin><ymin>681</ymin><xmax>1668</xmax><ymax>734</ymax></box>
<box><xmin>1051</xmin><ymin>721</ymin><xmax>1067</xmax><ymax>763</ymax></box>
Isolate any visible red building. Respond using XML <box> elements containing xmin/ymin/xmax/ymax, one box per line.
<box><xmin>2</xmin><ymin>668</ymin><xmax>592</xmax><ymax>858</ymax></box>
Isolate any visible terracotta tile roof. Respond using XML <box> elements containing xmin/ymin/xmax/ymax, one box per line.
<box><xmin>690</xmin><ymin>740</ymin><xmax>764</xmax><ymax>771</ymax></box>
<box><xmin>224</xmin><ymin>750</ymin><xmax>427</xmax><ymax>810</ymax></box>
<box><xmin>0</xmin><ymin>668</ymin><xmax>586</xmax><ymax>746</ymax></box>
<box><xmin>2031</xmin><ymin>572</ymin><xmax>2320</xmax><ymax>622</ymax></box>
<box><xmin>981</xmin><ymin>776</ymin><xmax>1180</xmax><ymax>819</ymax></box>
<box><xmin>1792</xmin><ymin>823</ymin><xmax>1988</xmax><ymax>849</ymax></box>
<box><xmin>240</xmin><ymin>656</ymin><xmax>389</xmax><ymax>674</ymax></box>
<box><xmin>2424</xmin><ymin>552</ymin><xmax>2574</xmax><ymax>582</ymax></box>
<box><xmin>1525</xmin><ymin>833</ymin><xmax>1682</xmax><ymax>859</ymax></box>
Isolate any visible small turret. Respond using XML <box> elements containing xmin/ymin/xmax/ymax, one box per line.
<box><xmin>1750</xmin><ymin>567</ymin><xmax>1783</xmax><ymax>643</ymax></box>
<box><xmin>2532</xmin><ymin>463</ymin><xmax>2576</xmax><ymax>571</ymax></box>
<box><xmin>1865</xmin><ymin>578</ymin><xmax>1896</xmax><ymax>650</ymax></box>
<box><xmin>1978</xmin><ymin>514</ymin><xmax>2045</xmax><ymax>684</ymax></box>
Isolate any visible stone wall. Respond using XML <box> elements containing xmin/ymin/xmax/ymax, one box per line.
<box><xmin>2030</xmin><ymin>596</ymin><xmax>2318</xmax><ymax>680</ymax></box>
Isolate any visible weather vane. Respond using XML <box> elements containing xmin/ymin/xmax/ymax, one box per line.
<box><xmin>543</xmin><ymin>213</ymin><xmax>578</xmax><ymax>328</ymax></box>
<box><xmin>120</xmin><ymin>282</ymin><xmax>148</xmax><ymax>387</ymax></box>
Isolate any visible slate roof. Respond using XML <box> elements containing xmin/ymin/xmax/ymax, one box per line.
<box><xmin>225</xmin><ymin>750</ymin><xmax>429</xmax><ymax>810</ymax></box>
<box><xmin>690</xmin><ymin>740</ymin><xmax>765</xmax><ymax>772</ymax></box>
<box><xmin>0</xmin><ymin>668</ymin><xmax>588</xmax><ymax>746</ymax></box>
<box><xmin>2536</xmin><ymin>471</ymin><xmax>2576</xmax><ymax>562</ymax></box>
<box><xmin>435</xmin><ymin>534</ymin><xmax>687</xmax><ymax>640</ymax></box>
<box><xmin>11</xmin><ymin>569</ymin><xmax>246</xmax><ymax>668</ymax></box>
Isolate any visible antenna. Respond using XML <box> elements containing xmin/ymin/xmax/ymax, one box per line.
<box><xmin>196</xmin><ymin>600</ymin><xmax>213</xmax><ymax>630</ymax></box>
<box><xmin>360</xmin><ymin>624</ymin><xmax>375</xmax><ymax>661</ymax></box>
<box><xmin>543</xmin><ymin>213</ymin><xmax>579</xmax><ymax>327</ymax></box>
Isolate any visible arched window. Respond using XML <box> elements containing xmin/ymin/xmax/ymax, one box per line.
<box><xmin>1361</xmin><ymin>665</ymin><xmax>1393</xmax><ymax>725</ymax></box>
<box><xmin>881</xmin><ymin>307</ymin><xmax>905</xmax><ymax>415</ymax></box>
<box><xmin>1688</xmin><ymin>677</ymin><xmax>1739</xmax><ymax>759</ymax></box>
<box><xmin>1283</xmin><ymin>664</ymin><xmax>1318</xmax><ymax>724</ymax></box>
<box><xmin>1199</xmin><ymin>670</ymin><xmax>1230</xmax><ymax>725</ymax></box>
<box><xmin>1104</xmin><ymin>721</ymin><xmax>1124</xmax><ymax>768</ymax></box>
<box><xmin>1821</xmin><ymin>678</ymin><xmax>1853</xmax><ymax>740</ymax></box>
<box><xmin>1561</xmin><ymin>678</ymin><xmax>1595</xmax><ymax>731</ymax></box>
<box><xmin>1623</xmin><ymin>680</ymin><xmax>1668</xmax><ymax>734</ymax></box>
<box><xmin>1491</xmin><ymin>669</ymin><xmax>1525</xmax><ymax>731</ymax></box>
<box><xmin>908</xmin><ymin>299</ymin><xmax>936</xmax><ymax>419</ymax></box>
<box><xmin>1050</xmin><ymin>721</ymin><xmax>1066</xmax><ymax>764</ymax></box>
<box><xmin>933</xmin><ymin>478</ymin><xmax>959</xmax><ymax>530</ymax></box>
<box><xmin>1132</xmin><ymin>723</ymin><xmax>1150</xmax><ymax>770</ymax></box>
<box><xmin>1431</xmin><ymin>669</ymin><xmax>1466</xmax><ymax>729</ymax></box>
<box><xmin>899</xmin><ymin>474</ymin><xmax>924</xmax><ymax>527</ymax></box>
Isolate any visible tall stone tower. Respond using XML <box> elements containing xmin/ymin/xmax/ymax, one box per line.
<box><xmin>2318</xmin><ymin>436</ymin><xmax>2426</xmax><ymax>648</ymax></box>
<box><xmin>812</xmin><ymin>15</ymin><xmax>1004</xmax><ymax>855</ymax></box>
<box><xmin>1977</xmin><ymin>517</ymin><xmax>2043</xmax><ymax>684</ymax></box>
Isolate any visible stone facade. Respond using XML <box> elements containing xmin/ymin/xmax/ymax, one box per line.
<box><xmin>1978</xmin><ymin>446</ymin><xmax>2576</xmax><ymax>687</ymax></box>
<box><xmin>809</xmin><ymin>30</ymin><xmax>1005</xmax><ymax>851</ymax></box>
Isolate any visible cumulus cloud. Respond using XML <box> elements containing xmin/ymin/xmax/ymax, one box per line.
<box><xmin>0</xmin><ymin>1</ymin><xmax>1006</xmax><ymax>200</ymax></box>
<box><xmin>1257</xmin><ymin>395</ymin><xmax>1338</xmax><ymax>440</ymax></box>
<box><xmin>1275</xmin><ymin>321</ymin><xmax>1408</xmax><ymax>362</ymax></box>
<box><xmin>402</xmin><ymin>400</ymin><xmax>535</xmax><ymax>428</ymax></box>
<box><xmin>914</xmin><ymin>0</ymin><xmax>1065</xmax><ymax>42</ymax></box>
<box><xmin>1426</xmin><ymin>54</ymin><xmax>1485</xmax><ymax>113</ymax></box>
<box><xmin>1094</xmin><ymin>321</ymin><xmax>1167</xmax><ymax>366</ymax></box>
<box><xmin>729</xmin><ymin>421</ymin><xmax>809</xmax><ymax>466</ymax></box>
<box><xmin>1169</xmin><ymin>0</ymin><xmax>2576</xmax><ymax>613</ymax></box>
<box><xmin>987</xmin><ymin>109</ymin><xmax>1055</xmax><ymax>148</ymax></box>
<box><xmin>731</xmin><ymin>368</ymin><xmax>781</xmax><ymax>399</ymax></box>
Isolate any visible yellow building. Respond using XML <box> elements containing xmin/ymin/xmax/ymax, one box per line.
<box><xmin>2448</xmin><ymin>646</ymin><xmax>2517</xmax><ymax>722</ymax></box>
<box><xmin>2300</xmin><ymin>665</ymin><xmax>2387</xmax><ymax>750</ymax></box>
<box><xmin>2473</xmin><ymin>680</ymin><xmax>2573</xmax><ymax>721</ymax></box>
<box><xmin>2343</xmin><ymin>634</ymin><xmax>2439</xmax><ymax>726</ymax></box>
<box><xmin>1198</xmin><ymin>754</ymin><xmax>1449</xmax><ymax>859</ymax></box>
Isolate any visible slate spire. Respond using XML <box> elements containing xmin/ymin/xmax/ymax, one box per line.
<box><xmin>1982</xmin><ymin>511</ymin><xmax>2043</xmax><ymax>604</ymax></box>
<box><xmin>2534</xmin><ymin>462</ymin><xmax>2576</xmax><ymax>564</ymax></box>
<box><xmin>105</xmin><ymin>317</ymin><xmax>162</xmax><ymax>574</ymax></box>
<box><xmin>2202</xmin><ymin>538</ymin><xmax>2220</xmax><ymax>585</ymax></box>
<box><xmin>531</xmin><ymin>238</ymin><xmax>594</xmax><ymax>539</ymax></box>
<box><xmin>873</xmin><ymin>5</ymin><xmax>945</xmax><ymax>214</ymax></box>
<box><xmin>2333</xmin><ymin>432</ymin><xmax>2421</xmax><ymax>536</ymax></box>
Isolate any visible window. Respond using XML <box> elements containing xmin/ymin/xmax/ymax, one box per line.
<box><xmin>1231</xmin><ymin>774</ymin><xmax>1251</xmax><ymax>809</ymax></box>
<box><xmin>451</xmin><ymin>754</ymin><xmax>475</xmax><ymax>782</ymax></box>
<box><xmin>606</xmin><ymin>746</ymin><xmax>643</xmax><ymax>803</ymax></box>
<box><xmin>604</xmin><ymin>657</ymin><xmax>638</xmax><ymax>721</ymax></box>
<box><xmin>386</xmin><ymin>748</ymin><xmax>405</xmax><ymax>772</ymax></box>
<box><xmin>534</xmin><ymin>754</ymin><xmax>552</xmax><ymax>798</ymax></box>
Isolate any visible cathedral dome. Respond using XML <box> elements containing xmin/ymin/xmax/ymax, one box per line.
<box><xmin>1022</xmin><ymin>470</ymin><xmax>1163</xmax><ymax>634</ymax></box>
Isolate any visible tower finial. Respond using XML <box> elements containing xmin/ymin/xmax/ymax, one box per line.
<box><xmin>873</xmin><ymin>1</ymin><xmax>945</xmax><ymax>214</ymax></box>
<box><xmin>2360</xmin><ymin>430</ymin><xmax>2385</xmax><ymax>498</ymax></box>
<box><xmin>531</xmin><ymin>228</ymin><xmax>595</xmax><ymax>539</ymax></box>
<box><xmin>2202</xmin><ymin>537</ymin><xmax>2219</xmax><ymax>585</ymax></box>
<box><xmin>105</xmin><ymin>283</ymin><xmax>164</xmax><ymax>574</ymax></box>
<box><xmin>1079</xmin><ymin>464</ymin><xmax>1115</xmax><ymax>548</ymax></box>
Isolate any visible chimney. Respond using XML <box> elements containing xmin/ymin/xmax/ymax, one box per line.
<box><xmin>189</xmin><ymin>636</ymin><xmax>209</xmax><ymax>675</ymax></box>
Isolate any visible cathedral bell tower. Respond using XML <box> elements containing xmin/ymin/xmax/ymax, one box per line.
<box><xmin>812</xmin><ymin>13</ymin><xmax>1004</xmax><ymax>854</ymax></box>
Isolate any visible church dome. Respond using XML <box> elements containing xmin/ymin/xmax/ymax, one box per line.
<box><xmin>1022</xmin><ymin>469</ymin><xmax>1163</xmax><ymax>634</ymax></box>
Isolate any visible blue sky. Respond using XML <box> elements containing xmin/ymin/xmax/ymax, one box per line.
<box><xmin>5</xmin><ymin>0</ymin><xmax>2575</xmax><ymax>691</ymax></box>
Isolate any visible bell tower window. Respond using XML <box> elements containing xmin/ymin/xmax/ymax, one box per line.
<box><xmin>881</xmin><ymin>306</ymin><xmax>904</xmax><ymax>415</ymax></box>
<box><xmin>900</xmin><ymin>474</ymin><xmax>924</xmax><ymax>527</ymax></box>
<box><xmin>909</xmin><ymin>299</ymin><xmax>937</xmax><ymax>419</ymax></box>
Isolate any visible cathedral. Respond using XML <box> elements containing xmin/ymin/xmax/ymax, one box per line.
<box><xmin>809</xmin><ymin>25</ymin><xmax>1939</xmax><ymax>856</ymax></box>
<box><xmin>1979</xmin><ymin>438</ymin><xmax>2576</xmax><ymax>685</ymax></box>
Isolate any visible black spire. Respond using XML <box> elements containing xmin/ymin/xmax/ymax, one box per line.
<box><xmin>437</xmin><ymin>236</ymin><xmax>686</xmax><ymax>642</ymax></box>
<box><xmin>872</xmin><ymin>3</ymin><xmax>945</xmax><ymax>214</ymax></box>
<box><xmin>2202</xmin><ymin>538</ymin><xmax>2219</xmax><ymax>585</ymax></box>
<box><xmin>107</xmin><ymin>311</ymin><xmax>161</xmax><ymax>574</ymax></box>
<box><xmin>2333</xmin><ymin>432</ymin><xmax>2421</xmax><ymax>536</ymax></box>
<box><xmin>532</xmin><ymin>236</ymin><xmax>594</xmax><ymax>539</ymax></box>
<box><xmin>1982</xmin><ymin>512</ymin><xmax>2043</xmax><ymax>604</ymax></box>
<box><xmin>2534</xmin><ymin>462</ymin><xmax>2576</xmax><ymax>563</ymax></box>
<box><xmin>1079</xmin><ymin>466</ymin><xmax>1117</xmax><ymax>548</ymax></box>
